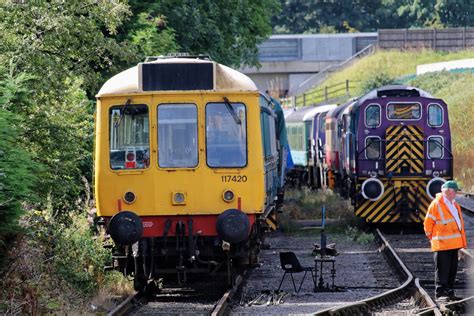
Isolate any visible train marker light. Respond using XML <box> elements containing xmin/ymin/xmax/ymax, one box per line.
<box><xmin>172</xmin><ymin>192</ymin><xmax>186</xmax><ymax>205</ymax></box>
<box><xmin>123</xmin><ymin>191</ymin><xmax>136</xmax><ymax>204</ymax></box>
<box><xmin>223</xmin><ymin>189</ymin><xmax>235</xmax><ymax>202</ymax></box>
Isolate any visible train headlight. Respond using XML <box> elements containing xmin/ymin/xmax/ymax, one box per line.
<box><xmin>172</xmin><ymin>192</ymin><xmax>186</xmax><ymax>205</ymax></box>
<box><xmin>426</xmin><ymin>177</ymin><xmax>446</xmax><ymax>200</ymax></box>
<box><xmin>123</xmin><ymin>191</ymin><xmax>136</xmax><ymax>204</ymax></box>
<box><xmin>432</xmin><ymin>171</ymin><xmax>440</xmax><ymax>178</ymax></box>
<box><xmin>222</xmin><ymin>190</ymin><xmax>235</xmax><ymax>203</ymax></box>
<box><xmin>361</xmin><ymin>178</ymin><xmax>384</xmax><ymax>201</ymax></box>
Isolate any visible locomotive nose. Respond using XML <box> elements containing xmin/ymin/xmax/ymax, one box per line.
<box><xmin>361</xmin><ymin>178</ymin><xmax>385</xmax><ymax>201</ymax></box>
<box><xmin>107</xmin><ymin>211</ymin><xmax>143</xmax><ymax>245</ymax></box>
<box><xmin>216</xmin><ymin>209</ymin><xmax>250</xmax><ymax>244</ymax></box>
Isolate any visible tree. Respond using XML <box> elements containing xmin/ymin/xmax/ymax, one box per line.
<box><xmin>124</xmin><ymin>0</ymin><xmax>280</xmax><ymax>67</ymax></box>
<box><xmin>435</xmin><ymin>0</ymin><xmax>474</xmax><ymax>27</ymax></box>
<box><xmin>0</xmin><ymin>69</ymin><xmax>38</xmax><ymax>259</ymax></box>
<box><xmin>0</xmin><ymin>1</ymin><xmax>135</xmax><ymax>216</ymax></box>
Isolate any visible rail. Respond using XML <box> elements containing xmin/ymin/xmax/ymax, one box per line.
<box><xmin>107</xmin><ymin>292</ymin><xmax>143</xmax><ymax>316</ymax></box>
<box><xmin>314</xmin><ymin>229</ymin><xmax>439</xmax><ymax>315</ymax></box>
<box><xmin>210</xmin><ymin>270</ymin><xmax>249</xmax><ymax>316</ymax></box>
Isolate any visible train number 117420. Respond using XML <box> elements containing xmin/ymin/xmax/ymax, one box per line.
<box><xmin>221</xmin><ymin>175</ymin><xmax>247</xmax><ymax>183</ymax></box>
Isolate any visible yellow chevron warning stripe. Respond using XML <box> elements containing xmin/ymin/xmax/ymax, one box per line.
<box><xmin>265</xmin><ymin>213</ymin><xmax>278</xmax><ymax>230</ymax></box>
<box><xmin>385</xmin><ymin>125</ymin><xmax>424</xmax><ymax>174</ymax></box>
<box><xmin>355</xmin><ymin>178</ymin><xmax>436</xmax><ymax>223</ymax></box>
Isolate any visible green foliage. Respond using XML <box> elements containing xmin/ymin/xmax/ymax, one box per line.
<box><xmin>0</xmin><ymin>68</ymin><xmax>39</xmax><ymax>260</ymax></box>
<box><xmin>345</xmin><ymin>226</ymin><xmax>374</xmax><ymax>244</ymax></box>
<box><xmin>125</xmin><ymin>0</ymin><xmax>280</xmax><ymax>67</ymax></box>
<box><xmin>272</xmin><ymin>0</ymin><xmax>474</xmax><ymax>34</ymax></box>
<box><xmin>53</xmin><ymin>214</ymin><xmax>111</xmax><ymax>295</ymax></box>
<box><xmin>360</xmin><ymin>71</ymin><xmax>398</xmax><ymax>94</ymax></box>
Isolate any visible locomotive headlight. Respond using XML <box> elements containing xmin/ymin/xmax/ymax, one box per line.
<box><xmin>426</xmin><ymin>177</ymin><xmax>446</xmax><ymax>200</ymax></box>
<box><xmin>223</xmin><ymin>190</ymin><xmax>235</xmax><ymax>203</ymax></box>
<box><xmin>432</xmin><ymin>171</ymin><xmax>440</xmax><ymax>177</ymax></box>
<box><xmin>369</xmin><ymin>171</ymin><xmax>377</xmax><ymax>178</ymax></box>
<box><xmin>361</xmin><ymin>178</ymin><xmax>384</xmax><ymax>201</ymax></box>
<box><xmin>172</xmin><ymin>192</ymin><xmax>186</xmax><ymax>205</ymax></box>
<box><xmin>123</xmin><ymin>191</ymin><xmax>136</xmax><ymax>204</ymax></box>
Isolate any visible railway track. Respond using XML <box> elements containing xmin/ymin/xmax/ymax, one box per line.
<box><xmin>316</xmin><ymin>228</ymin><xmax>473</xmax><ymax>315</ymax></box>
<box><xmin>107</xmin><ymin>272</ymin><xmax>247</xmax><ymax>316</ymax></box>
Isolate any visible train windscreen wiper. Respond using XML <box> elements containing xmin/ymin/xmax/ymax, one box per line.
<box><xmin>114</xmin><ymin>99</ymin><xmax>131</xmax><ymax>128</ymax></box>
<box><xmin>223</xmin><ymin>97</ymin><xmax>241</xmax><ymax>125</ymax></box>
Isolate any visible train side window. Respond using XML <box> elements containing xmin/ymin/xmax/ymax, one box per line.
<box><xmin>206</xmin><ymin>102</ymin><xmax>247</xmax><ymax>168</ymax></box>
<box><xmin>365</xmin><ymin>104</ymin><xmax>380</xmax><ymax>127</ymax></box>
<box><xmin>365</xmin><ymin>136</ymin><xmax>381</xmax><ymax>160</ymax></box>
<box><xmin>109</xmin><ymin>104</ymin><xmax>149</xmax><ymax>170</ymax></box>
<box><xmin>158</xmin><ymin>103</ymin><xmax>198</xmax><ymax>168</ymax></box>
<box><xmin>428</xmin><ymin>104</ymin><xmax>443</xmax><ymax>127</ymax></box>
<box><xmin>319</xmin><ymin>113</ymin><xmax>327</xmax><ymax>134</ymax></box>
<box><xmin>428</xmin><ymin>136</ymin><xmax>443</xmax><ymax>159</ymax></box>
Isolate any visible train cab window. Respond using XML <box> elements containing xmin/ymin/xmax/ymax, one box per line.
<box><xmin>387</xmin><ymin>103</ymin><xmax>421</xmax><ymax>120</ymax></box>
<box><xmin>428</xmin><ymin>104</ymin><xmax>443</xmax><ymax>127</ymax></box>
<box><xmin>109</xmin><ymin>104</ymin><xmax>149</xmax><ymax>170</ymax></box>
<box><xmin>365</xmin><ymin>104</ymin><xmax>380</xmax><ymax>127</ymax></box>
<box><xmin>206</xmin><ymin>102</ymin><xmax>247</xmax><ymax>168</ymax></box>
<box><xmin>158</xmin><ymin>104</ymin><xmax>198</xmax><ymax>168</ymax></box>
<box><xmin>428</xmin><ymin>136</ymin><xmax>443</xmax><ymax>159</ymax></box>
<box><xmin>365</xmin><ymin>136</ymin><xmax>381</xmax><ymax>159</ymax></box>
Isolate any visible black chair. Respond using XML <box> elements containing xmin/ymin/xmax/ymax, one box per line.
<box><xmin>277</xmin><ymin>252</ymin><xmax>316</xmax><ymax>293</ymax></box>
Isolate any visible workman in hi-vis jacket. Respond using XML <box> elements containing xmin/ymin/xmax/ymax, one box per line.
<box><xmin>423</xmin><ymin>180</ymin><xmax>467</xmax><ymax>302</ymax></box>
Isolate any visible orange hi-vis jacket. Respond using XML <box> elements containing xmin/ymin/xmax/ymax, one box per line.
<box><xmin>424</xmin><ymin>193</ymin><xmax>467</xmax><ymax>252</ymax></box>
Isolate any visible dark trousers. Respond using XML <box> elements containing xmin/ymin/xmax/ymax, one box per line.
<box><xmin>434</xmin><ymin>249</ymin><xmax>459</xmax><ymax>297</ymax></box>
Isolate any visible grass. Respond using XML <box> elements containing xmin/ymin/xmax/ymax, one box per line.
<box><xmin>300</xmin><ymin>49</ymin><xmax>474</xmax><ymax>191</ymax></box>
<box><xmin>278</xmin><ymin>188</ymin><xmax>355</xmax><ymax>233</ymax></box>
<box><xmin>278</xmin><ymin>189</ymin><xmax>374</xmax><ymax>244</ymax></box>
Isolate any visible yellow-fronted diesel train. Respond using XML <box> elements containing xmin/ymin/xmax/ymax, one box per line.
<box><xmin>94</xmin><ymin>56</ymin><xmax>287</xmax><ymax>290</ymax></box>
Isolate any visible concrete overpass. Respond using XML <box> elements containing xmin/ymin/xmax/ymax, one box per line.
<box><xmin>240</xmin><ymin>33</ymin><xmax>377</xmax><ymax>97</ymax></box>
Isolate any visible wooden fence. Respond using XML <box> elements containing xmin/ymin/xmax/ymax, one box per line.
<box><xmin>379</xmin><ymin>28</ymin><xmax>474</xmax><ymax>51</ymax></box>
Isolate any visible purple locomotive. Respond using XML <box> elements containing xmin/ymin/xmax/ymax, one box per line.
<box><xmin>326</xmin><ymin>85</ymin><xmax>453</xmax><ymax>223</ymax></box>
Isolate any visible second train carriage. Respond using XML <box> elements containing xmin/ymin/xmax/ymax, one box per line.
<box><xmin>94</xmin><ymin>56</ymin><xmax>288</xmax><ymax>289</ymax></box>
<box><xmin>285</xmin><ymin>104</ymin><xmax>337</xmax><ymax>188</ymax></box>
<box><xmin>326</xmin><ymin>85</ymin><xmax>453</xmax><ymax>223</ymax></box>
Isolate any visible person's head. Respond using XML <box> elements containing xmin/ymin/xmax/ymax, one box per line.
<box><xmin>441</xmin><ymin>180</ymin><xmax>461</xmax><ymax>202</ymax></box>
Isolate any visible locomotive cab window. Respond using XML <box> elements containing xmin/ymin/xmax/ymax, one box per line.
<box><xmin>428</xmin><ymin>136</ymin><xmax>443</xmax><ymax>159</ymax></box>
<box><xmin>109</xmin><ymin>104</ymin><xmax>149</xmax><ymax>170</ymax></box>
<box><xmin>428</xmin><ymin>104</ymin><xmax>443</xmax><ymax>127</ymax></box>
<box><xmin>158</xmin><ymin>104</ymin><xmax>198</xmax><ymax>168</ymax></box>
<box><xmin>365</xmin><ymin>136</ymin><xmax>381</xmax><ymax>160</ymax></box>
<box><xmin>365</xmin><ymin>104</ymin><xmax>381</xmax><ymax>127</ymax></box>
<box><xmin>206</xmin><ymin>102</ymin><xmax>247</xmax><ymax>168</ymax></box>
<box><xmin>387</xmin><ymin>103</ymin><xmax>421</xmax><ymax>120</ymax></box>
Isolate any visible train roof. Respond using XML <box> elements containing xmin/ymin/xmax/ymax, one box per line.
<box><xmin>285</xmin><ymin>104</ymin><xmax>337</xmax><ymax>123</ymax></box>
<box><xmin>357</xmin><ymin>85</ymin><xmax>434</xmax><ymax>104</ymax></box>
<box><xmin>97</xmin><ymin>58</ymin><xmax>258</xmax><ymax>97</ymax></box>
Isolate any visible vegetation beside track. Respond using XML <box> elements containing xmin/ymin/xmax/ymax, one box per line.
<box><xmin>0</xmin><ymin>211</ymin><xmax>133</xmax><ymax>314</ymax></box>
<box><xmin>309</xmin><ymin>49</ymin><xmax>474</xmax><ymax>191</ymax></box>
